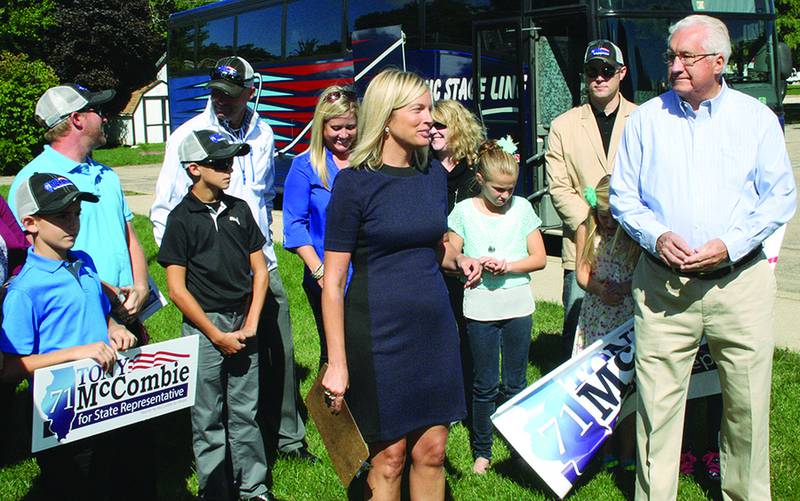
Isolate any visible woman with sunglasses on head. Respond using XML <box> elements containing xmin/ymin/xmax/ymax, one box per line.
<box><xmin>283</xmin><ymin>85</ymin><xmax>358</xmax><ymax>368</ymax></box>
<box><xmin>430</xmin><ymin>99</ymin><xmax>486</xmax><ymax>212</ymax></box>
<box><xmin>321</xmin><ymin>69</ymin><xmax>481</xmax><ymax>500</ymax></box>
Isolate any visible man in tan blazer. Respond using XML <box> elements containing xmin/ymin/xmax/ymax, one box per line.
<box><xmin>545</xmin><ymin>40</ymin><xmax>637</xmax><ymax>360</ymax></box>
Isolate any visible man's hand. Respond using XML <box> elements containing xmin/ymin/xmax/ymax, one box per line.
<box><xmin>681</xmin><ymin>239</ymin><xmax>729</xmax><ymax>272</ymax></box>
<box><xmin>457</xmin><ymin>255</ymin><xmax>483</xmax><ymax>288</ymax></box>
<box><xmin>121</xmin><ymin>285</ymin><xmax>149</xmax><ymax>317</ymax></box>
<box><xmin>212</xmin><ymin>331</ymin><xmax>246</xmax><ymax>356</ymax></box>
<box><xmin>656</xmin><ymin>231</ymin><xmax>695</xmax><ymax>268</ymax></box>
<box><xmin>108</xmin><ymin>325</ymin><xmax>138</xmax><ymax>351</ymax></box>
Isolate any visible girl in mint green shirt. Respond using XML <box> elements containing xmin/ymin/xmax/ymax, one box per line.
<box><xmin>448</xmin><ymin>139</ymin><xmax>547</xmax><ymax>474</ymax></box>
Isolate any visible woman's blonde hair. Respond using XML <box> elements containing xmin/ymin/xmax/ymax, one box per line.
<box><xmin>348</xmin><ymin>69</ymin><xmax>430</xmax><ymax>170</ymax></box>
<box><xmin>475</xmin><ymin>140</ymin><xmax>518</xmax><ymax>183</ymax></box>
<box><xmin>307</xmin><ymin>85</ymin><xmax>359</xmax><ymax>188</ymax></box>
<box><xmin>431</xmin><ymin>99</ymin><xmax>485</xmax><ymax>166</ymax></box>
<box><xmin>581</xmin><ymin>174</ymin><xmax>640</xmax><ymax>268</ymax></box>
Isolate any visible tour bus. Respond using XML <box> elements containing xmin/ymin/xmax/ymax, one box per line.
<box><xmin>167</xmin><ymin>0</ymin><xmax>790</xmax><ymax>229</ymax></box>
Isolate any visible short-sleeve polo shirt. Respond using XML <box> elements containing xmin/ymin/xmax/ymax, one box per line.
<box><xmin>157</xmin><ymin>191</ymin><xmax>266</xmax><ymax>313</ymax></box>
<box><xmin>1</xmin><ymin>249</ymin><xmax>111</xmax><ymax>356</ymax></box>
<box><xmin>8</xmin><ymin>146</ymin><xmax>135</xmax><ymax>288</ymax></box>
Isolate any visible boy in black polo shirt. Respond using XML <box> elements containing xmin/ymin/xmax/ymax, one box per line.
<box><xmin>157</xmin><ymin>129</ymin><xmax>271</xmax><ymax>501</ymax></box>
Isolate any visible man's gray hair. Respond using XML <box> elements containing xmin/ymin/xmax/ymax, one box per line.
<box><xmin>668</xmin><ymin>15</ymin><xmax>731</xmax><ymax>65</ymax></box>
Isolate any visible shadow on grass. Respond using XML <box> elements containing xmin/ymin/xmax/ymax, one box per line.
<box><xmin>529</xmin><ymin>331</ymin><xmax>563</xmax><ymax>376</ymax></box>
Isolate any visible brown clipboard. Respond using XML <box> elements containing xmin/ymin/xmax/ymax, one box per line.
<box><xmin>304</xmin><ymin>364</ymin><xmax>370</xmax><ymax>487</ymax></box>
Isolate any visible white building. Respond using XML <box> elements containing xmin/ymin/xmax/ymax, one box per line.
<box><xmin>114</xmin><ymin>62</ymin><xmax>170</xmax><ymax>146</ymax></box>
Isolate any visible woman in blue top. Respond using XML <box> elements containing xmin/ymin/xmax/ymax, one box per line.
<box><xmin>283</xmin><ymin>86</ymin><xmax>358</xmax><ymax>367</ymax></box>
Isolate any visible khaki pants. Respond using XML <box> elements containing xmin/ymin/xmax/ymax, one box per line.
<box><xmin>633</xmin><ymin>255</ymin><xmax>775</xmax><ymax>501</ymax></box>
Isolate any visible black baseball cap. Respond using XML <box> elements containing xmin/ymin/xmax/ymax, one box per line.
<box><xmin>584</xmin><ymin>40</ymin><xmax>625</xmax><ymax>67</ymax></box>
<box><xmin>15</xmin><ymin>173</ymin><xmax>99</xmax><ymax>218</ymax></box>
<box><xmin>207</xmin><ymin>56</ymin><xmax>255</xmax><ymax>97</ymax></box>
<box><xmin>179</xmin><ymin>129</ymin><xmax>251</xmax><ymax>164</ymax></box>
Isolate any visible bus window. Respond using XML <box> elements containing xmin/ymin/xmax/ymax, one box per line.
<box><xmin>237</xmin><ymin>4</ymin><xmax>283</xmax><ymax>63</ymax></box>
<box><xmin>197</xmin><ymin>17</ymin><xmax>235</xmax><ymax>69</ymax></box>
<box><xmin>424</xmin><ymin>0</ymin><xmax>491</xmax><ymax>47</ymax></box>
<box><xmin>349</xmin><ymin>0</ymin><xmax>421</xmax><ymax>49</ymax></box>
<box><xmin>286</xmin><ymin>0</ymin><xmax>344</xmax><ymax>59</ymax></box>
<box><xmin>725</xmin><ymin>19</ymin><xmax>772</xmax><ymax>83</ymax></box>
<box><xmin>535</xmin><ymin>16</ymin><xmax>587</xmax><ymax>125</ymax></box>
<box><xmin>598</xmin><ymin>0</ymin><xmax>769</xmax><ymax>13</ymax></box>
<box><xmin>169</xmin><ymin>24</ymin><xmax>196</xmax><ymax>73</ymax></box>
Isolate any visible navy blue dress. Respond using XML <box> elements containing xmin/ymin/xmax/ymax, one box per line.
<box><xmin>325</xmin><ymin>164</ymin><xmax>466</xmax><ymax>442</ymax></box>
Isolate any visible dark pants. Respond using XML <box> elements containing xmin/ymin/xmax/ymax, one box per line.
<box><xmin>466</xmin><ymin>315</ymin><xmax>532</xmax><ymax>460</ymax></box>
<box><xmin>561</xmin><ymin>269</ymin><xmax>585</xmax><ymax>361</ymax></box>
<box><xmin>302</xmin><ymin>277</ymin><xmax>327</xmax><ymax>368</ymax></box>
<box><xmin>444</xmin><ymin>273</ymin><xmax>472</xmax><ymax>424</ymax></box>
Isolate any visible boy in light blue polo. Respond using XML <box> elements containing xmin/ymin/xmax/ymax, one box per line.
<box><xmin>0</xmin><ymin>173</ymin><xmax>139</xmax><ymax>500</ymax></box>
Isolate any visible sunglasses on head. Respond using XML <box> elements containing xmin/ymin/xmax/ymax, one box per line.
<box><xmin>210</xmin><ymin>65</ymin><xmax>246</xmax><ymax>86</ymax></box>
<box><xmin>584</xmin><ymin>64</ymin><xmax>618</xmax><ymax>80</ymax></box>
<box><xmin>324</xmin><ymin>89</ymin><xmax>356</xmax><ymax>103</ymax></box>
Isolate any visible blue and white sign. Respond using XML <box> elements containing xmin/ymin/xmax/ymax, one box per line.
<box><xmin>32</xmin><ymin>336</ymin><xmax>198</xmax><ymax>452</ymax></box>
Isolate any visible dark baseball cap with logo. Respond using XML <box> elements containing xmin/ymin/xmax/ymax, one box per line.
<box><xmin>35</xmin><ymin>84</ymin><xmax>116</xmax><ymax>129</ymax></box>
<box><xmin>584</xmin><ymin>39</ymin><xmax>625</xmax><ymax>67</ymax></box>
<box><xmin>15</xmin><ymin>173</ymin><xmax>99</xmax><ymax>219</ymax></box>
<box><xmin>207</xmin><ymin>56</ymin><xmax>255</xmax><ymax>97</ymax></box>
<box><xmin>179</xmin><ymin>129</ymin><xmax>251</xmax><ymax>164</ymax></box>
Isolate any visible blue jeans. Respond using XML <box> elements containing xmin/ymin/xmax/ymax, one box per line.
<box><xmin>562</xmin><ymin>269</ymin><xmax>585</xmax><ymax>360</ymax></box>
<box><xmin>466</xmin><ymin>315</ymin><xmax>532</xmax><ymax>460</ymax></box>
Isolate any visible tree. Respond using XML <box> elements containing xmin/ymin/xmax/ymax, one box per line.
<box><xmin>776</xmin><ymin>0</ymin><xmax>800</xmax><ymax>65</ymax></box>
<box><xmin>0</xmin><ymin>0</ymin><xmax>56</xmax><ymax>59</ymax></box>
<box><xmin>43</xmin><ymin>0</ymin><xmax>163</xmax><ymax>115</ymax></box>
<box><xmin>0</xmin><ymin>52</ymin><xmax>59</xmax><ymax>175</ymax></box>
<box><xmin>149</xmin><ymin>0</ymin><xmax>218</xmax><ymax>40</ymax></box>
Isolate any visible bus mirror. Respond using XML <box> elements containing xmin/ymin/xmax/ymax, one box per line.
<box><xmin>777</xmin><ymin>42</ymin><xmax>792</xmax><ymax>81</ymax></box>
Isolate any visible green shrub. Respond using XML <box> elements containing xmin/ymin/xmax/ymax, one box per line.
<box><xmin>0</xmin><ymin>51</ymin><xmax>59</xmax><ymax>175</ymax></box>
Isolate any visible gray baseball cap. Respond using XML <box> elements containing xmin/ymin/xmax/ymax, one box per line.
<box><xmin>584</xmin><ymin>40</ymin><xmax>625</xmax><ymax>66</ymax></box>
<box><xmin>15</xmin><ymin>173</ymin><xmax>99</xmax><ymax>219</ymax></box>
<box><xmin>207</xmin><ymin>56</ymin><xmax>255</xmax><ymax>97</ymax></box>
<box><xmin>35</xmin><ymin>84</ymin><xmax>115</xmax><ymax>129</ymax></box>
<box><xmin>179</xmin><ymin>129</ymin><xmax>251</xmax><ymax>164</ymax></box>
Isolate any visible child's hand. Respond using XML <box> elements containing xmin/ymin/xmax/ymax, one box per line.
<box><xmin>599</xmin><ymin>288</ymin><xmax>625</xmax><ymax>306</ymax></box>
<box><xmin>232</xmin><ymin>327</ymin><xmax>257</xmax><ymax>339</ymax></box>
<box><xmin>108</xmin><ymin>326</ymin><xmax>138</xmax><ymax>351</ymax></box>
<box><xmin>479</xmin><ymin>257</ymin><xmax>508</xmax><ymax>275</ymax></box>
<box><xmin>212</xmin><ymin>331</ymin><xmax>246</xmax><ymax>356</ymax></box>
<box><xmin>78</xmin><ymin>342</ymin><xmax>118</xmax><ymax>373</ymax></box>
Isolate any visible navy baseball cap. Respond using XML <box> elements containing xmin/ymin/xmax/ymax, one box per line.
<box><xmin>15</xmin><ymin>173</ymin><xmax>99</xmax><ymax>218</ymax></box>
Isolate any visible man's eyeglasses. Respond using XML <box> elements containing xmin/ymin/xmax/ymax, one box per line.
<box><xmin>584</xmin><ymin>64</ymin><xmax>618</xmax><ymax>80</ymax></box>
<box><xmin>664</xmin><ymin>51</ymin><xmax>717</xmax><ymax>67</ymax></box>
<box><xmin>211</xmin><ymin>65</ymin><xmax>245</xmax><ymax>85</ymax></box>
<box><xmin>80</xmin><ymin>108</ymin><xmax>105</xmax><ymax>118</ymax></box>
<box><xmin>324</xmin><ymin>89</ymin><xmax>356</xmax><ymax>103</ymax></box>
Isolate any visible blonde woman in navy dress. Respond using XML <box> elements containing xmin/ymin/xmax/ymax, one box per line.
<box><xmin>321</xmin><ymin>69</ymin><xmax>481</xmax><ymax>500</ymax></box>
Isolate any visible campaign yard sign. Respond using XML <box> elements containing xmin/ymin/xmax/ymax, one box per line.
<box><xmin>32</xmin><ymin>336</ymin><xmax>199</xmax><ymax>453</ymax></box>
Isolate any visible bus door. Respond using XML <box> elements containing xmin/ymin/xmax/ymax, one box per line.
<box><xmin>471</xmin><ymin>19</ymin><xmax>534</xmax><ymax>200</ymax></box>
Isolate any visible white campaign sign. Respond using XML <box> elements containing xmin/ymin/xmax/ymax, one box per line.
<box><xmin>32</xmin><ymin>336</ymin><xmax>198</xmax><ymax>453</ymax></box>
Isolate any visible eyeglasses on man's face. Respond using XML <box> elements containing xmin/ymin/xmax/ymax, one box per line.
<box><xmin>584</xmin><ymin>64</ymin><xmax>618</xmax><ymax>80</ymax></box>
<box><xmin>664</xmin><ymin>51</ymin><xmax>718</xmax><ymax>67</ymax></box>
<box><xmin>80</xmin><ymin>107</ymin><xmax>105</xmax><ymax>119</ymax></box>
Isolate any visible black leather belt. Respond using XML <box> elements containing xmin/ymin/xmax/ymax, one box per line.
<box><xmin>645</xmin><ymin>245</ymin><xmax>762</xmax><ymax>280</ymax></box>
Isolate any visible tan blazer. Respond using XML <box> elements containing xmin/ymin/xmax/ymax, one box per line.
<box><xmin>545</xmin><ymin>97</ymin><xmax>637</xmax><ymax>270</ymax></box>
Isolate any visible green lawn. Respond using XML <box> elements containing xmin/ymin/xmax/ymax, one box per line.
<box><xmin>92</xmin><ymin>143</ymin><xmax>166</xmax><ymax>167</ymax></box>
<box><xmin>1</xmin><ymin>215</ymin><xmax>799</xmax><ymax>500</ymax></box>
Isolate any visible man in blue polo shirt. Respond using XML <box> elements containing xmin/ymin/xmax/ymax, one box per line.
<box><xmin>8</xmin><ymin>84</ymin><xmax>149</xmax><ymax>317</ymax></box>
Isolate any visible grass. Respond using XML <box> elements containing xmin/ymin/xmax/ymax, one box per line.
<box><xmin>787</xmin><ymin>84</ymin><xmax>800</xmax><ymax>96</ymax></box>
<box><xmin>91</xmin><ymin>143</ymin><xmax>166</xmax><ymax>167</ymax></box>
<box><xmin>1</xmin><ymin>215</ymin><xmax>799</xmax><ymax>500</ymax></box>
